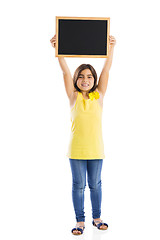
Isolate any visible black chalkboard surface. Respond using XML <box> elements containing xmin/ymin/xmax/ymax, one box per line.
<box><xmin>55</xmin><ymin>16</ymin><xmax>110</xmax><ymax>58</ymax></box>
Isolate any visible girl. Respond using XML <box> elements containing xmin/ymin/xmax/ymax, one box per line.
<box><xmin>50</xmin><ymin>34</ymin><xmax>116</xmax><ymax>235</ymax></box>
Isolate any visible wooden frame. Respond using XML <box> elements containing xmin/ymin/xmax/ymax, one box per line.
<box><xmin>55</xmin><ymin>16</ymin><xmax>110</xmax><ymax>58</ymax></box>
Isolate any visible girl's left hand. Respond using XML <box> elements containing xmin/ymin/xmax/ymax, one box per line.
<box><xmin>109</xmin><ymin>35</ymin><xmax>116</xmax><ymax>47</ymax></box>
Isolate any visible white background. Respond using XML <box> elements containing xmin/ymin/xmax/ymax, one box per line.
<box><xmin>0</xmin><ymin>0</ymin><xmax>160</xmax><ymax>239</ymax></box>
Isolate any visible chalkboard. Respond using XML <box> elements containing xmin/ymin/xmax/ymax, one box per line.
<box><xmin>55</xmin><ymin>16</ymin><xmax>110</xmax><ymax>58</ymax></box>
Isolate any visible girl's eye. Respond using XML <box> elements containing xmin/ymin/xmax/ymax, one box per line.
<box><xmin>78</xmin><ymin>76</ymin><xmax>92</xmax><ymax>79</ymax></box>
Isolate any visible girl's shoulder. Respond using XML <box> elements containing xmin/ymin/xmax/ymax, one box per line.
<box><xmin>95</xmin><ymin>88</ymin><xmax>104</xmax><ymax>99</ymax></box>
<box><xmin>94</xmin><ymin>88</ymin><xmax>104</xmax><ymax>108</ymax></box>
<box><xmin>69</xmin><ymin>90</ymin><xmax>79</xmax><ymax>109</ymax></box>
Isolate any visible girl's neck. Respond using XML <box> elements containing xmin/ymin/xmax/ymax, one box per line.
<box><xmin>81</xmin><ymin>91</ymin><xmax>89</xmax><ymax>98</ymax></box>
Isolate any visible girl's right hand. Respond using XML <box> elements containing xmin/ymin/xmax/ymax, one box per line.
<box><xmin>50</xmin><ymin>34</ymin><xmax>56</xmax><ymax>48</ymax></box>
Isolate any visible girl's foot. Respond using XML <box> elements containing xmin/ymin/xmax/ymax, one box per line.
<box><xmin>71</xmin><ymin>222</ymin><xmax>85</xmax><ymax>235</ymax></box>
<box><xmin>93</xmin><ymin>218</ymin><xmax>108</xmax><ymax>230</ymax></box>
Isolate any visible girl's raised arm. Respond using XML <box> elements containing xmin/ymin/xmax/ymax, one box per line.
<box><xmin>97</xmin><ymin>35</ymin><xmax>116</xmax><ymax>96</ymax></box>
<box><xmin>50</xmin><ymin>35</ymin><xmax>75</xmax><ymax>99</ymax></box>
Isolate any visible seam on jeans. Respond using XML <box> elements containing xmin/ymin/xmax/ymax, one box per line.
<box><xmin>78</xmin><ymin>160</ymin><xmax>85</xmax><ymax>222</ymax></box>
<box><xmin>95</xmin><ymin>160</ymin><xmax>103</xmax><ymax>217</ymax></box>
<box><xmin>95</xmin><ymin>160</ymin><xmax>99</xmax><ymax>213</ymax></box>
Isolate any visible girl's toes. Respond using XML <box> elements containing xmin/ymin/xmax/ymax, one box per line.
<box><xmin>102</xmin><ymin>225</ymin><xmax>107</xmax><ymax>230</ymax></box>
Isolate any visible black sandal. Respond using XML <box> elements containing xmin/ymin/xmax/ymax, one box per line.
<box><xmin>92</xmin><ymin>219</ymin><xmax>108</xmax><ymax>230</ymax></box>
<box><xmin>71</xmin><ymin>225</ymin><xmax>85</xmax><ymax>235</ymax></box>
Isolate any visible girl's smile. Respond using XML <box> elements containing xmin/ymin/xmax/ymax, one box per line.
<box><xmin>81</xmin><ymin>83</ymin><xmax>89</xmax><ymax>87</ymax></box>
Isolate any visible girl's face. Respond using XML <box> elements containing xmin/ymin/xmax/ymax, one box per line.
<box><xmin>76</xmin><ymin>69</ymin><xmax>94</xmax><ymax>92</ymax></box>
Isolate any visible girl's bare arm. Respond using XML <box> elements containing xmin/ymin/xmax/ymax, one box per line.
<box><xmin>97</xmin><ymin>35</ymin><xmax>116</xmax><ymax>96</ymax></box>
<box><xmin>57</xmin><ymin>57</ymin><xmax>75</xmax><ymax>98</ymax></box>
<box><xmin>50</xmin><ymin>35</ymin><xmax>74</xmax><ymax>99</ymax></box>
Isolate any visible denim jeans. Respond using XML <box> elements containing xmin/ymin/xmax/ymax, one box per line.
<box><xmin>69</xmin><ymin>158</ymin><xmax>103</xmax><ymax>222</ymax></box>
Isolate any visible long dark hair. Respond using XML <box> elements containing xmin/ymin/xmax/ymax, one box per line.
<box><xmin>73</xmin><ymin>64</ymin><xmax>98</xmax><ymax>93</ymax></box>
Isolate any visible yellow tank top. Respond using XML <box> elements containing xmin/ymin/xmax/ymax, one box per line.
<box><xmin>67</xmin><ymin>91</ymin><xmax>105</xmax><ymax>160</ymax></box>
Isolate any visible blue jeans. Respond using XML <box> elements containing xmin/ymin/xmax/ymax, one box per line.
<box><xmin>69</xmin><ymin>158</ymin><xmax>103</xmax><ymax>222</ymax></box>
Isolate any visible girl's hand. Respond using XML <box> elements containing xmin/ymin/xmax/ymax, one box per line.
<box><xmin>109</xmin><ymin>35</ymin><xmax>116</xmax><ymax>47</ymax></box>
<box><xmin>50</xmin><ymin>34</ymin><xmax>56</xmax><ymax>48</ymax></box>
